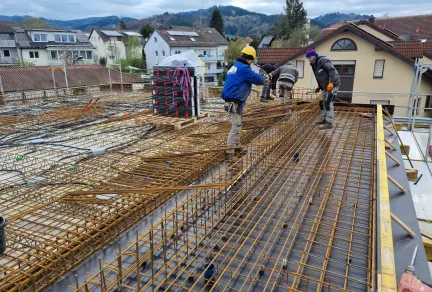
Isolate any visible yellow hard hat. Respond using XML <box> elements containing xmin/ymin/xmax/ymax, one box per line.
<box><xmin>241</xmin><ymin>46</ymin><xmax>257</xmax><ymax>60</ymax></box>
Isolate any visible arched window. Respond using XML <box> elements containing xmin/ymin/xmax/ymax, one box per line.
<box><xmin>331</xmin><ymin>38</ymin><xmax>357</xmax><ymax>51</ymax></box>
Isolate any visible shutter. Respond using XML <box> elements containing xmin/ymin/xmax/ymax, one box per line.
<box><xmin>374</xmin><ymin>60</ymin><xmax>385</xmax><ymax>78</ymax></box>
<box><xmin>296</xmin><ymin>60</ymin><xmax>304</xmax><ymax>78</ymax></box>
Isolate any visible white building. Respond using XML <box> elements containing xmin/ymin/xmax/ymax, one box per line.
<box><xmin>16</xmin><ymin>28</ymin><xmax>95</xmax><ymax>66</ymax></box>
<box><xmin>89</xmin><ymin>29</ymin><xmax>145</xmax><ymax>65</ymax></box>
<box><xmin>144</xmin><ymin>26</ymin><xmax>228</xmax><ymax>85</ymax></box>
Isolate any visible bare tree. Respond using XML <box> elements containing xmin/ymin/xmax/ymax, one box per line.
<box><xmin>59</xmin><ymin>50</ymin><xmax>74</xmax><ymax>65</ymax></box>
<box><xmin>107</xmin><ymin>41</ymin><xmax>121</xmax><ymax>63</ymax></box>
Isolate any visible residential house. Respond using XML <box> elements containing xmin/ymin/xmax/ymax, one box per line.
<box><xmin>17</xmin><ymin>28</ymin><xmax>95</xmax><ymax>66</ymax></box>
<box><xmin>89</xmin><ymin>28</ymin><xmax>145</xmax><ymax>65</ymax></box>
<box><xmin>275</xmin><ymin>22</ymin><xmax>432</xmax><ymax>117</ymax></box>
<box><xmin>144</xmin><ymin>26</ymin><xmax>228</xmax><ymax>85</ymax></box>
<box><xmin>0</xmin><ymin>23</ymin><xmax>21</xmax><ymax>66</ymax></box>
<box><xmin>372</xmin><ymin>14</ymin><xmax>432</xmax><ymax>42</ymax></box>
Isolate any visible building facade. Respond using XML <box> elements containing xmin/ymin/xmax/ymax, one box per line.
<box><xmin>144</xmin><ymin>26</ymin><xmax>228</xmax><ymax>85</ymax></box>
<box><xmin>89</xmin><ymin>29</ymin><xmax>144</xmax><ymax>65</ymax></box>
<box><xmin>276</xmin><ymin>22</ymin><xmax>432</xmax><ymax>117</ymax></box>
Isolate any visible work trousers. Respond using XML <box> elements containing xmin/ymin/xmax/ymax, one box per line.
<box><xmin>279</xmin><ymin>81</ymin><xmax>293</xmax><ymax>103</ymax></box>
<box><xmin>320</xmin><ymin>86</ymin><xmax>339</xmax><ymax>124</ymax></box>
<box><xmin>260</xmin><ymin>83</ymin><xmax>271</xmax><ymax>99</ymax></box>
<box><xmin>225</xmin><ymin>102</ymin><xmax>242</xmax><ymax>154</ymax></box>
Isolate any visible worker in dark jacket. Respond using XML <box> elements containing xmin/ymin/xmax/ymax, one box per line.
<box><xmin>221</xmin><ymin>46</ymin><xmax>268</xmax><ymax>155</ymax></box>
<box><xmin>259</xmin><ymin>63</ymin><xmax>277</xmax><ymax>102</ymax></box>
<box><xmin>306</xmin><ymin>49</ymin><xmax>340</xmax><ymax>129</ymax></box>
<box><xmin>268</xmin><ymin>61</ymin><xmax>299</xmax><ymax>104</ymax></box>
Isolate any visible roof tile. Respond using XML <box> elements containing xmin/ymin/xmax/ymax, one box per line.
<box><xmin>258</xmin><ymin>48</ymin><xmax>302</xmax><ymax>65</ymax></box>
<box><xmin>374</xmin><ymin>14</ymin><xmax>432</xmax><ymax>40</ymax></box>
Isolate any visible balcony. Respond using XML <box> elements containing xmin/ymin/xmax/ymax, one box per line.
<box><xmin>200</xmin><ymin>55</ymin><xmax>224</xmax><ymax>62</ymax></box>
<box><xmin>0</xmin><ymin>57</ymin><xmax>18</xmax><ymax>65</ymax></box>
<box><xmin>205</xmin><ymin>68</ymin><xmax>224</xmax><ymax>74</ymax></box>
<box><xmin>0</xmin><ymin>40</ymin><xmax>16</xmax><ymax>47</ymax></box>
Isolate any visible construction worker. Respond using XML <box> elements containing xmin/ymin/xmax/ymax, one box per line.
<box><xmin>268</xmin><ymin>61</ymin><xmax>299</xmax><ymax>104</ymax></box>
<box><xmin>259</xmin><ymin>63</ymin><xmax>277</xmax><ymax>102</ymax></box>
<box><xmin>306</xmin><ymin>49</ymin><xmax>340</xmax><ymax>129</ymax></box>
<box><xmin>221</xmin><ymin>46</ymin><xmax>269</xmax><ymax>156</ymax></box>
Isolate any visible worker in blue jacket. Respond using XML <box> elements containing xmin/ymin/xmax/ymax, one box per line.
<box><xmin>221</xmin><ymin>46</ymin><xmax>269</xmax><ymax>156</ymax></box>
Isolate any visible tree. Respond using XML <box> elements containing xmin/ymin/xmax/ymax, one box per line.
<box><xmin>140</xmin><ymin>24</ymin><xmax>154</xmax><ymax>39</ymax></box>
<box><xmin>249</xmin><ymin>36</ymin><xmax>259</xmax><ymax>50</ymax></box>
<box><xmin>107</xmin><ymin>41</ymin><xmax>121</xmax><ymax>63</ymax></box>
<box><xmin>210</xmin><ymin>7</ymin><xmax>224</xmax><ymax>36</ymax></box>
<box><xmin>22</xmin><ymin>17</ymin><xmax>51</xmax><ymax>29</ymax></box>
<box><xmin>286</xmin><ymin>27</ymin><xmax>308</xmax><ymax>47</ymax></box>
<box><xmin>127</xmin><ymin>36</ymin><xmax>142</xmax><ymax>59</ymax></box>
<box><xmin>308</xmin><ymin>24</ymin><xmax>321</xmax><ymax>41</ymax></box>
<box><xmin>277</xmin><ymin>0</ymin><xmax>308</xmax><ymax>40</ymax></box>
<box><xmin>225</xmin><ymin>38</ymin><xmax>246</xmax><ymax>68</ymax></box>
<box><xmin>119</xmin><ymin>19</ymin><xmax>127</xmax><ymax>30</ymax></box>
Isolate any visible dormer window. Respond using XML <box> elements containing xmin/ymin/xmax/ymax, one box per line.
<box><xmin>33</xmin><ymin>33</ymin><xmax>47</xmax><ymax>42</ymax></box>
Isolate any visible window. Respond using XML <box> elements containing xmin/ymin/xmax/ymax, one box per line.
<box><xmin>331</xmin><ymin>38</ymin><xmax>357</xmax><ymax>51</ymax></box>
<box><xmin>155</xmin><ymin>51</ymin><xmax>158</xmax><ymax>56</ymax></box>
<box><xmin>206</xmin><ymin>63</ymin><xmax>211</xmax><ymax>70</ymax></box>
<box><xmin>204</xmin><ymin>76</ymin><xmax>215</xmax><ymax>83</ymax></box>
<box><xmin>51</xmin><ymin>51</ymin><xmax>58</xmax><ymax>60</ymax></box>
<box><xmin>29</xmin><ymin>51</ymin><xmax>39</xmax><ymax>59</ymax></box>
<box><xmin>55</xmin><ymin>35</ymin><xmax>61</xmax><ymax>42</ymax></box>
<box><xmin>3</xmin><ymin>50</ymin><xmax>10</xmax><ymax>57</ymax></box>
<box><xmin>296</xmin><ymin>60</ymin><xmax>304</xmax><ymax>78</ymax></box>
<box><xmin>175</xmin><ymin>50</ymin><xmax>181</xmax><ymax>54</ymax></box>
<box><xmin>426</xmin><ymin>95</ymin><xmax>431</xmax><ymax>111</ymax></box>
<box><xmin>334</xmin><ymin>64</ymin><xmax>355</xmax><ymax>76</ymax></box>
<box><xmin>33</xmin><ymin>33</ymin><xmax>47</xmax><ymax>42</ymax></box>
<box><xmin>162</xmin><ymin>50</ymin><xmax>165</xmax><ymax>56</ymax></box>
<box><xmin>154</xmin><ymin>37</ymin><xmax>157</xmax><ymax>43</ymax></box>
<box><xmin>86</xmin><ymin>51</ymin><xmax>92</xmax><ymax>59</ymax></box>
<box><xmin>79</xmin><ymin>51</ymin><xmax>86</xmax><ymax>58</ymax></box>
<box><xmin>370</xmin><ymin>100</ymin><xmax>390</xmax><ymax>105</ymax></box>
<box><xmin>203</xmin><ymin>51</ymin><xmax>207</xmax><ymax>56</ymax></box>
<box><xmin>373</xmin><ymin>60</ymin><xmax>385</xmax><ymax>78</ymax></box>
<box><xmin>61</xmin><ymin>35</ymin><xmax>68</xmax><ymax>42</ymax></box>
<box><xmin>190</xmin><ymin>37</ymin><xmax>196</xmax><ymax>42</ymax></box>
<box><xmin>68</xmin><ymin>35</ymin><xmax>75</xmax><ymax>42</ymax></box>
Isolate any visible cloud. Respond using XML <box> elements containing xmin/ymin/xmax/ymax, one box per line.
<box><xmin>0</xmin><ymin>0</ymin><xmax>431</xmax><ymax>20</ymax></box>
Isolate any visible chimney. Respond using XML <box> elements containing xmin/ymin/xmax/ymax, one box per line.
<box><xmin>369</xmin><ymin>15</ymin><xmax>375</xmax><ymax>24</ymax></box>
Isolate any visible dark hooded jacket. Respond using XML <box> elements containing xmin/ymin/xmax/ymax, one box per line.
<box><xmin>310</xmin><ymin>54</ymin><xmax>340</xmax><ymax>90</ymax></box>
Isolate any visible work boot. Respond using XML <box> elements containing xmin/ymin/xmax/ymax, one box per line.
<box><xmin>260</xmin><ymin>98</ymin><xmax>268</xmax><ymax>103</ymax></box>
<box><xmin>266</xmin><ymin>96</ymin><xmax>275</xmax><ymax>101</ymax></box>
<box><xmin>319</xmin><ymin>122</ymin><xmax>333</xmax><ymax>130</ymax></box>
<box><xmin>316</xmin><ymin>119</ymin><xmax>326</xmax><ymax>125</ymax></box>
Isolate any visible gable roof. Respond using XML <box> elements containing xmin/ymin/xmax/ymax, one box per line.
<box><xmin>156</xmin><ymin>26</ymin><xmax>228</xmax><ymax>48</ymax></box>
<box><xmin>374</xmin><ymin>14</ymin><xmax>432</xmax><ymax>40</ymax></box>
<box><xmin>279</xmin><ymin>23</ymin><xmax>415</xmax><ymax>66</ymax></box>
<box><xmin>388</xmin><ymin>40</ymin><xmax>424</xmax><ymax>59</ymax></box>
<box><xmin>353</xmin><ymin>19</ymin><xmax>400</xmax><ymax>40</ymax></box>
<box><xmin>314</xmin><ymin>24</ymin><xmax>344</xmax><ymax>42</ymax></box>
<box><xmin>258</xmin><ymin>48</ymin><xmax>302</xmax><ymax>65</ymax></box>
<box><xmin>0</xmin><ymin>65</ymin><xmax>140</xmax><ymax>92</ymax></box>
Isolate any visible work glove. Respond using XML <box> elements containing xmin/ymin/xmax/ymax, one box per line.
<box><xmin>314</xmin><ymin>87</ymin><xmax>320</xmax><ymax>93</ymax></box>
<box><xmin>327</xmin><ymin>82</ymin><xmax>334</xmax><ymax>92</ymax></box>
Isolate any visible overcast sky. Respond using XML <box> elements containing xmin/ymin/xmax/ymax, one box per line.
<box><xmin>1</xmin><ymin>0</ymin><xmax>432</xmax><ymax>20</ymax></box>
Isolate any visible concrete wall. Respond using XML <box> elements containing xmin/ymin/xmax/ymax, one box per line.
<box><xmin>144</xmin><ymin>31</ymin><xmax>170</xmax><ymax>69</ymax></box>
<box><xmin>291</xmin><ymin>31</ymin><xmax>432</xmax><ymax>116</ymax></box>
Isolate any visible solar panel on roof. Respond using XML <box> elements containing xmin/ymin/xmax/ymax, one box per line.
<box><xmin>124</xmin><ymin>32</ymin><xmax>142</xmax><ymax>36</ymax></box>
<box><xmin>101</xmin><ymin>30</ymin><xmax>123</xmax><ymax>37</ymax></box>
<box><xmin>167</xmin><ymin>31</ymin><xmax>184</xmax><ymax>36</ymax></box>
<box><xmin>183</xmin><ymin>32</ymin><xmax>199</xmax><ymax>37</ymax></box>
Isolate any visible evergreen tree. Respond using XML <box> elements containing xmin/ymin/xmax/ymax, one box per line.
<box><xmin>119</xmin><ymin>19</ymin><xmax>127</xmax><ymax>30</ymax></box>
<box><xmin>249</xmin><ymin>36</ymin><xmax>260</xmax><ymax>50</ymax></box>
<box><xmin>210</xmin><ymin>7</ymin><xmax>224</xmax><ymax>36</ymax></box>
<box><xmin>140</xmin><ymin>24</ymin><xmax>155</xmax><ymax>39</ymax></box>
<box><xmin>277</xmin><ymin>0</ymin><xmax>307</xmax><ymax>40</ymax></box>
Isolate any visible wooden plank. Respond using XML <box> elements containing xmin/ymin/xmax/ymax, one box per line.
<box><xmin>420</xmin><ymin>228</ymin><xmax>432</xmax><ymax>241</ymax></box>
<box><xmin>388</xmin><ymin>175</ymin><xmax>407</xmax><ymax>194</ymax></box>
<box><xmin>385</xmin><ymin>151</ymin><xmax>400</xmax><ymax>166</ymax></box>
<box><xmin>405</xmin><ymin>168</ymin><xmax>418</xmax><ymax>181</ymax></box>
<box><xmin>390</xmin><ymin>212</ymin><xmax>415</xmax><ymax>238</ymax></box>
<box><xmin>376</xmin><ymin>105</ymin><xmax>397</xmax><ymax>291</ymax></box>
